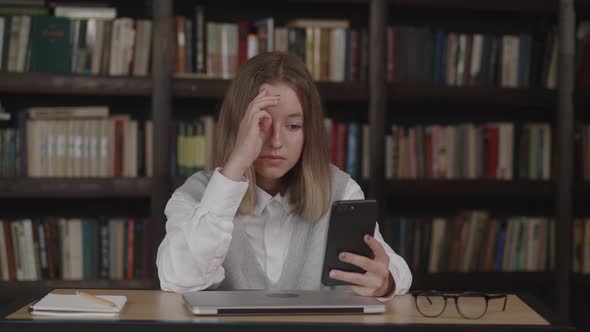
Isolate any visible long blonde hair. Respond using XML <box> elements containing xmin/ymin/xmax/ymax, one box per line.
<box><xmin>215</xmin><ymin>52</ymin><xmax>332</xmax><ymax>221</ymax></box>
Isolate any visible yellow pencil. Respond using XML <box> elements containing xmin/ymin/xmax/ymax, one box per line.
<box><xmin>76</xmin><ymin>290</ymin><xmax>117</xmax><ymax>308</ymax></box>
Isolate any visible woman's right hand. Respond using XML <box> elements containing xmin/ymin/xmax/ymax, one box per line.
<box><xmin>222</xmin><ymin>89</ymin><xmax>280</xmax><ymax>181</ymax></box>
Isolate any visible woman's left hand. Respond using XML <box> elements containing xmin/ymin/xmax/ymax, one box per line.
<box><xmin>329</xmin><ymin>234</ymin><xmax>395</xmax><ymax>297</ymax></box>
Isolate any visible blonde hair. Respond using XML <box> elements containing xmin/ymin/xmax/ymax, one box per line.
<box><xmin>215</xmin><ymin>52</ymin><xmax>332</xmax><ymax>221</ymax></box>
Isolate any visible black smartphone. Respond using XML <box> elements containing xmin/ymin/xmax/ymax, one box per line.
<box><xmin>321</xmin><ymin>199</ymin><xmax>378</xmax><ymax>286</ymax></box>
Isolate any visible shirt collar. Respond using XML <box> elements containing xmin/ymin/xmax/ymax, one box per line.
<box><xmin>254</xmin><ymin>184</ymin><xmax>291</xmax><ymax>216</ymax></box>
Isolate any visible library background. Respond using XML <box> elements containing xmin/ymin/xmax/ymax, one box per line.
<box><xmin>0</xmin><ymin>0</ymin><xmax>588</xmax><ymax>328</ymax></box>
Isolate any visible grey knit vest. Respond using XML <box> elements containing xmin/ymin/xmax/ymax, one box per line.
<box><xmin>216</xmin><ymin>165</ymin><xmax>350</xmax><ymax>291</ymax></box>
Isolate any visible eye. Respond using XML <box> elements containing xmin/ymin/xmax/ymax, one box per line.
<box><xmin>287</xmin><ymin>124</ymin><xmax>302</xmax><ymax>131</ymax></box>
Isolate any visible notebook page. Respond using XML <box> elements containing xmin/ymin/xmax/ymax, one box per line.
<box><xmin>31</xmin><ymin>294</ymin><xmax>127</xmax><ymax>313</ymax></box>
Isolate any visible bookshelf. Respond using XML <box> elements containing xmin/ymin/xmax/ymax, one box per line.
<box><xmin>0</xmin><ymin>0</ymin><xmax>580</xmax><ymax>325</ymax></box>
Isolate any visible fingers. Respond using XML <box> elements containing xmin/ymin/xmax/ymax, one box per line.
<box><xmin>329</xmin><ymin>269</ymin><xmax>378</xmax><ymax>288</ymax></box>
<box><xmin>246</xmin><ymin>97</ymin><xmax>280</xmax><ymax>118</ymax></box>
<box><xmin>338</xmin><ymin>252</ymin><xmax>380</xmax><ymax>274</ymax></box>
<box><xmin>364</xmin><ymin>234</ymin><xmax>388</xmax><ymax>263</ymax></box>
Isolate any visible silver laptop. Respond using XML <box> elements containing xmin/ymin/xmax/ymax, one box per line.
<box><xmin>183</xmin><ymin>290</ymin><xmax>386</xmax><ymax>315</ymax></box>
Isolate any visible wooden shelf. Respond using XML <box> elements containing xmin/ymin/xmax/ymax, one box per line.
<box><xmin>173</xmin><ymin>78</ymin><xmax>369</xmax><ymax>101</ymax></box>
<box><xmin>0</xmin><ymin>279</ymin><xmax>157</xmax><ymax>290</ymax></box>
<box><xmin>386</xmin><ymin>180</ymin><xmax>553</xmax><ymax>198</ymax></box>
<box><xmin>0</xmin><ymin>72</ymin><xmax>152</xmax><ymax>96</ymax></box>
<box><xmin>413</xmin><ymin>272</ymin><xmax>554</xmax><ymax>292</ymax></box>
<box><xmin>389</xmin><ymin>84</ymin><xmax>557</xmax><ymax>106</ymax></box>
<box><xmin>0</xmin><ymin>178</ymin><xmax>152</xmax><ymax>198</ymax></box>
<box><xmin>388</xmin><ymin>0</ymin><xmax>557</xmax><ymax>14</ymax></box>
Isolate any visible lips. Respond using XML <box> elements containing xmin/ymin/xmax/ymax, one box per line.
<box><xmin>260</xmin><ymin>155</ymin><xmax>286</xmax><ymax>160</ymax></box>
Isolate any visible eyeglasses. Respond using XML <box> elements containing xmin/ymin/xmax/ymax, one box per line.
<box><xmin>410</xmin><ymin>290</ymin><xmax>508</xmax><ymax>320</ymax></box>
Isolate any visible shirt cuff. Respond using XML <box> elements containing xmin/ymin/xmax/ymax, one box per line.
<box><xmin>376</xmin><ymin>266</ymin><xmax>399</xmax><ymax>302</ymax></box>
<box><xmin>200</xmin><ymin>167</ymin><xmax>249</xmax><ymax>217</ymax></box>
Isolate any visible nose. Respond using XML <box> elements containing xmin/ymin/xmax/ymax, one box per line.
<box><xmin>269</xmin><ymin>123</ymin><xmax>283</xmax><ymax>148</ymax></box>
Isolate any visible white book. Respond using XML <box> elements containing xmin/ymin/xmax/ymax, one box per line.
<box><xmin>68</xmin><ymin>220</ymin><xmax>83</xmax><ymax>280</ymax></box>
<box><xmin>16</xmin><ymin>16</ymin><xmax>31</xmax><ymax>72</ymax></box>
<box><xmin>0</xmin><ymin>221</ymin><xmax>8</xmax><ymax>280</ymax></box>
<box><xmin>428</xmin><ymin>218</ymin><xmax>447</xmax><ymax>273</ymax></box>
<box><xmin>91</xmin><ymin>20</ymin><xmax>104</xmax><ymax>75</ymax></box>
<box><xmin>470</xmin><ymin>34</ymin><xmax>484</xmax><ymax>82</ymax></box>
<box><xmin>30</xmin><ymin>293</ymin><xmax>126</xmax><ymax>317</ymax></box>
<box><xmin>22</xmin><ymin>219</ymin><xmax>38</xmax><ymax>280</ymax></box>
<box><xmin>132</xmin><ymin>20</ymin><xmax>152</xmax><ymax>76</ymax></box>
<box><xmin>54</xmin><ymin>6</ymin><xmax>117</xmax><ymax>19</ymax></box>
<box><xmin>329</xmin><ymin>28</ymin><xmax>346</xmax><ymax>82</ymax></box>
<box><xmin>456</xmin><ymin>34</ymin><xmax>467</xmax><ymax>87</ymax></box>
<box><xmin>501</xmin><ymin>35</ymin><xmax>519</xmax><ymax>88</ymax></box>
<box><xmin>220</xmin><ymin>24</ymin><xmax>229</xmax><ymax>79</ymax></box>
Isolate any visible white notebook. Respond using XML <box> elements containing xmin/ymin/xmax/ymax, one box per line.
<box><xmin>30</xmin><ymin>294</ymin><xmax>127</xmax><ymax>317</ymax></box>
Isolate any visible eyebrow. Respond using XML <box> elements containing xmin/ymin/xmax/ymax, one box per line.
<box><xmin>287</xmin><ymin>113</ymin><xmax>303</xmax><ymax>118</ymax></box>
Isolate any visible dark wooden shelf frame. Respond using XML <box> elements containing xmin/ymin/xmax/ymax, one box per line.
<box><xmin>0</xmin><ymin>72</ymin><xmax>152</xmax><ymax>96</ymax></box>
<box><xmin>386</xmin><ymin>180</ymin><xmax>554</xmax><ymax>198</ymax></box>
<box><xmin>0</xmin><ymin>178</ymin><xmax>152</xmax><ymax>198</ymax></box>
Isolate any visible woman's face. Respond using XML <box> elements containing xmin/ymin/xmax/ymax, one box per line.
<box><xmin>253</xmin><ymin>82</ymin><xmax>305</xmax><ymax>188</ymax></box>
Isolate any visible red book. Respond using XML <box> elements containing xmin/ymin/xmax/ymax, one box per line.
<box><xmin>127</xmin><ymin>219</ymin><xmax>135</xmax><ymax>280</ymax></box>
<box><xmin>337</xmin><ymin>123</ymin><xmax>348</xmax><ymax>171</ymax></box>
<box><xmin>237</xmin><ymin>21</ymin><xmax>250</xmax><ymax>67</ymax></box>
<box><xmin>425</xmin><ymin>130</ymin><xmax>432</xmax><ymax>178</ymax></box>
<box><xmin>176</xmin><ymin>16</ymin><xmax>187</xmax><ymax>73</ymax></box>
<box><xmin>487</xmin><ymin>125</ymin><xmax>499</xmax><ymax>179</ymax></box>
<box><xmin>348</xmin><ymin>29</ymin><xmax>359</xmax><ymax>81</ymax></box>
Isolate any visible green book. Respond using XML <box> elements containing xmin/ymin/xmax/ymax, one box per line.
<box><xmin>29</xmin><ymin>16</ymin><xmax>70</xmax><ymax>73</ymax></box>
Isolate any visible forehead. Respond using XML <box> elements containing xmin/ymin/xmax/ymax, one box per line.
<box><xmin>259</xmin><ymin>82</ymin><xmax>303</xmax><ymax>118</ymax></box>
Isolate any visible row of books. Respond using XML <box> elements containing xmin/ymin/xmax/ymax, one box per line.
<box><xmin>386</xmin><ymin>212</ymin><xmax>555</xmax><ymax>273</ymax></box>
<box><xmin>0</xmin><ymin>218</ymin><xmax>151</xmax><ymax>281</ymax></box>
<box><xmin>573</xmin><ymin>219</ymin><xmax>590</xmax><ymax>274</ymax></box>
<box><xmin>388</xmin><ymin>27</ymin><xmax>559</xmax><ymax>88</ymax></box>
<box><xmin>385</xmin><ymin>123</ymin><xmax>551</xmax><ymax>180</ymax></box>
<box><xmin>172</xmin><ymin>118</ymin><xmax>216</xmax><ymax>177</ymax></box>
<box><xmin>170</xmin><ymin>118</ymin><xmax>372</xmax><ymax>180</ymax></box>
<box><xmin>175</xmin><ymin>7</ymin><xmax>368</xmax><ymax>82</ymax></box>
<box><xmin>0</xmin><ymin>107</ymin><xmax>153</xmax><ymax>178</ymax></box>
<box><xmin>0</xmin><ymin>11</ymin><xmax>152</xmax><ymax>76</ymax></box>
<box><xmin>325</xmin><ymin>120</ymin><xmax>370</xmax><ymax>180</ymax></box>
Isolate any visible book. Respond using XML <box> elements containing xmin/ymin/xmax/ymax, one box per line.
<box><xmin>30</xmin><ymin>293</ymin><xmax>127</xmax><ymax>317</ymax></box>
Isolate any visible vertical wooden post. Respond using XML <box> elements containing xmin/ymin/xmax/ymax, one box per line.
<box><xmin>556</xmin><ymin>0</ymin><xmax>574</xmax><ymax>321</ymax></box>
<box><xmin>151</xmin><ymin>0</ymin><xmax>174</xmax><ymax>283</ymax></box>
<box><xmin>368</xmin><ymin>0</ymin><xmax>388</xmax><ymax>220</ymax></box>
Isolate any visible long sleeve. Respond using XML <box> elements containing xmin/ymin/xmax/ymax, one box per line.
<box><xmin>156</xmin><ymin>169</ymin><xmax>248</xmax><ymax>293</ymax></box>
<box><xmin>343</xmin><ymin>179</ymin><xmax>413</xmax><ymax>299</ymax></box>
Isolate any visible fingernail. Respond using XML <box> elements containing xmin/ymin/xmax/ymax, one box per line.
<box><xmin>330</xmin><ymin>270</ymin><xmax>336</xmax><ymax>277</ymax></box>
<box><xmin>339</xmin><ymin>253</ymin><xmax>346</xmax><ymax>260</ymax></box>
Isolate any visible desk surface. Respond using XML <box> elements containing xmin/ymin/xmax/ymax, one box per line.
<box><xmin>4</xmin><ymin>289</ymin><xmax>551</xmax><ymax>326</ymax></box>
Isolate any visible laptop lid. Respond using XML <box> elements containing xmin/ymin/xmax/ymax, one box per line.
<box><xmin>183</xmin><ymin>290</ymin><xmax>386</xmax><ymax>315</ymax></box>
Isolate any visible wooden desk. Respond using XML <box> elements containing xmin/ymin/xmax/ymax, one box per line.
<box><xmin>1</xmin><ymin>289</ymin><xmax>573</xmax><ymax>332</ymax></box>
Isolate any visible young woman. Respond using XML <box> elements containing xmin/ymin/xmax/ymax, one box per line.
<box><xmin>156</xmin><ymin>52</ymin><xmax>412</xmax><ymax>299</ymax></box>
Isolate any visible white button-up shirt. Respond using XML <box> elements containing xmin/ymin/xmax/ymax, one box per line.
<box><xmin>156</xmin><ymin>168</ymin><xmax>412</xmax><ymax>300</ymax></box>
